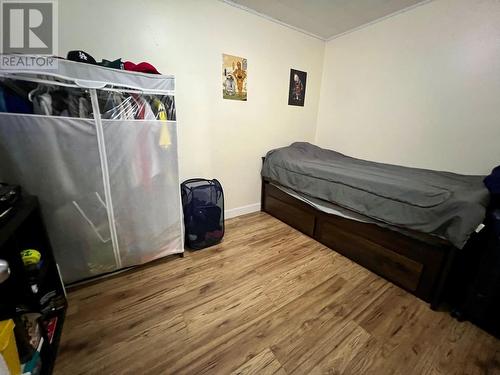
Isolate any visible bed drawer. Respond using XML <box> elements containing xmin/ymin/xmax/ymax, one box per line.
<box><xmin>263</xmin><ymin>185</ymin><xmax>315</xmax><ymax>236</ymax></box>
<box><xmin>316</xmin><ymin>218</ymin><xmax>424</xmax><ymax>292</ymax></box>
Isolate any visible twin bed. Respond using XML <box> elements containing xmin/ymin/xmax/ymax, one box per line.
<box><xmin>261</xmin><ymin>143</ymin><xmax>490</xmax><ymax>308</ymax></box>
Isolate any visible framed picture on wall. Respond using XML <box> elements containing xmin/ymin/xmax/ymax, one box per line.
<box><xmin>222</xmin><ymin>54</ymin><xmax>247</xmax><ymax>101</ymax></box>
<box><xmin>288</xmin><ymin>69</ymin><xmax>307</xmax><ymax>106</ymax></box>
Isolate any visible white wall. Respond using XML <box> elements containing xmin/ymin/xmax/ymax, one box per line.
<box><xmin>59</xmin><ymin>0</ymin><xmax>498</xmax><ymax>216</ymax></box>
<box><xmin>316</xmin><ymin>0</ymin><xmax>500</xmax><ymax>174</ymax></box>
<box><xmin>59</xmin><ymin>0</ymin><xmax>324</xmax><ymax>214</ymax></box>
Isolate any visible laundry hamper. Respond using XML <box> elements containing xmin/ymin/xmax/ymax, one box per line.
<box><xmin>181</xmin><ymin>179</ymin><xmax>224</xmax><ymax>249</ymax></box>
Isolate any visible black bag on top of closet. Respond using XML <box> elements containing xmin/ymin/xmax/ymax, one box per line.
<box><xmin>181</xmin><ymin>179</ymin><xmax>224</xmax><ymax>250</ymax></box>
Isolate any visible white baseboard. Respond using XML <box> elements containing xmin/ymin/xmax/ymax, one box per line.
<box><xmin>225</xmin><ymin>203</ymin><xmax>261</xmax><ymax>219</ymax></box>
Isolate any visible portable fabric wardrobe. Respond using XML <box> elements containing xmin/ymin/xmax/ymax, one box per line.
<box><xmin>0</xmin><ymin>58</ymin><xmax>183</xmax><ymax>283</ymax></box>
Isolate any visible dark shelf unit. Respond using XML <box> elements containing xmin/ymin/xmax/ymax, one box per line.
<box><xmin>0</xmin><ymin>195</ymin><xmax>67</xmax><ymax>375</ymax></box>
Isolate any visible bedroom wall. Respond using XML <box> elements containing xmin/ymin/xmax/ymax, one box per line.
<box><xmin>315</xmin><ymin>0</ymin><xmax>500</xmax><ymax>175</ymax></box>
<box><xmin>58</xmin><ymin>0</ymin><xmax>325</xmax><ymax>216</ymax></box>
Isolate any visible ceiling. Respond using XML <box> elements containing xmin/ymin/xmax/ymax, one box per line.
<box><xmin>224</xmin><ymin>0</ymin><xmax>429</xmax><ymax>40</ymax></box>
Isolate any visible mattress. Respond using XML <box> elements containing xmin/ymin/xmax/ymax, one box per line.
<box><xmin>273</xmin><ymin>183</ymin><xmax>371</xmax><ymax>223</ymax></box>
<box><xmin>273</xmin><ymin>183</ymin><xmax>448</xmax><ymax>245</ymax></box>
<box><xmin>262</xmin><ymin>142</ymin><xmax>490</xmax><ymax>248</ymax></box>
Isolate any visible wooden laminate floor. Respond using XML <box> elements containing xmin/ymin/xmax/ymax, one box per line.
<box><xmin>55</xmin><ymin>212</ymin><xmax>499</xmax><ymax>375</ymax></box>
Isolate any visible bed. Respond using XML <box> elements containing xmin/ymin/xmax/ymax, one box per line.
<box><xmin>261</xmin><ymin>142</ymin><xmax>490</xmax><ymax>308</ymax></box>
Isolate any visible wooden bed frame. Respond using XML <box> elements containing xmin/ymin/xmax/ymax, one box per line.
<box><xmin>261</xmin><ymin>177</ymin><xmax>457</xmax><ymax>309</ymax></box>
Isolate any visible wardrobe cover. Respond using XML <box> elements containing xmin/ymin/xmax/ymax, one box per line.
<box><xmin>0</xmin><ymin>59</ymin><xmax>183</xmax><ymax>283</ymax></box>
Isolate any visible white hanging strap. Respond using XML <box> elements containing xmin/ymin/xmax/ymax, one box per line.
<box><xmin>95</xmin><ymin>192</ymin><xmax>106</xmax><ymax>208</ymax></box>
<box><xmin>74</xmin><ymin>79</ymin><xmax>106</xmax><ymax>89</ymax></box>
<box><xmin>72</xmin><ymin>200</ymin><xmax>110</xmax><ymax>243</ymax></box>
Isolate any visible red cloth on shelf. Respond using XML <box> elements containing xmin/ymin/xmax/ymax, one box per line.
<box><xmin>124</xmin><ymin>61</ymin><xmax>160</xmax><ymax>75</ymax></box>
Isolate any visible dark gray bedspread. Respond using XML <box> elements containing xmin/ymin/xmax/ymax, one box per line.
<box><xmin>262</xmin><ymin>142</ymin><xmax>490</xmax><ymax>248</ymax></box>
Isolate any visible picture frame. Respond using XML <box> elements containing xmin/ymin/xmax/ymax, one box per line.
<box><xmin>223</xmin><ymin>54</ymin><xmax>247</xmax><ymax>101</ymax></box>
<box><xmin>288</xmin><ymin>69</ymin><xmax>307</xmax><ymax>107</ymax></box>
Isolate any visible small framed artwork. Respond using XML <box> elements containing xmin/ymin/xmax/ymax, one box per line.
<box><xmin>288</xmin><ymin>69</ymin><xmax>307</xmax><ymax>107</ymax></box>
<box><xmin>222</xmin><ymin>54</ymin><xmax>247</xmax><ymax>101</ymax></box>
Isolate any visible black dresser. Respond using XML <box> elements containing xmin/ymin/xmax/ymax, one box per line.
<box><xmin>0</xmin><ymin>195</ymin><xmax>67</xmax><ymax>374</ymax></box>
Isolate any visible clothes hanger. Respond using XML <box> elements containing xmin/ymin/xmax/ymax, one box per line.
<box><xmin>28</xmin><ymin>83</ymin><xmax>51</xmax><ymax>102</ymax></box>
